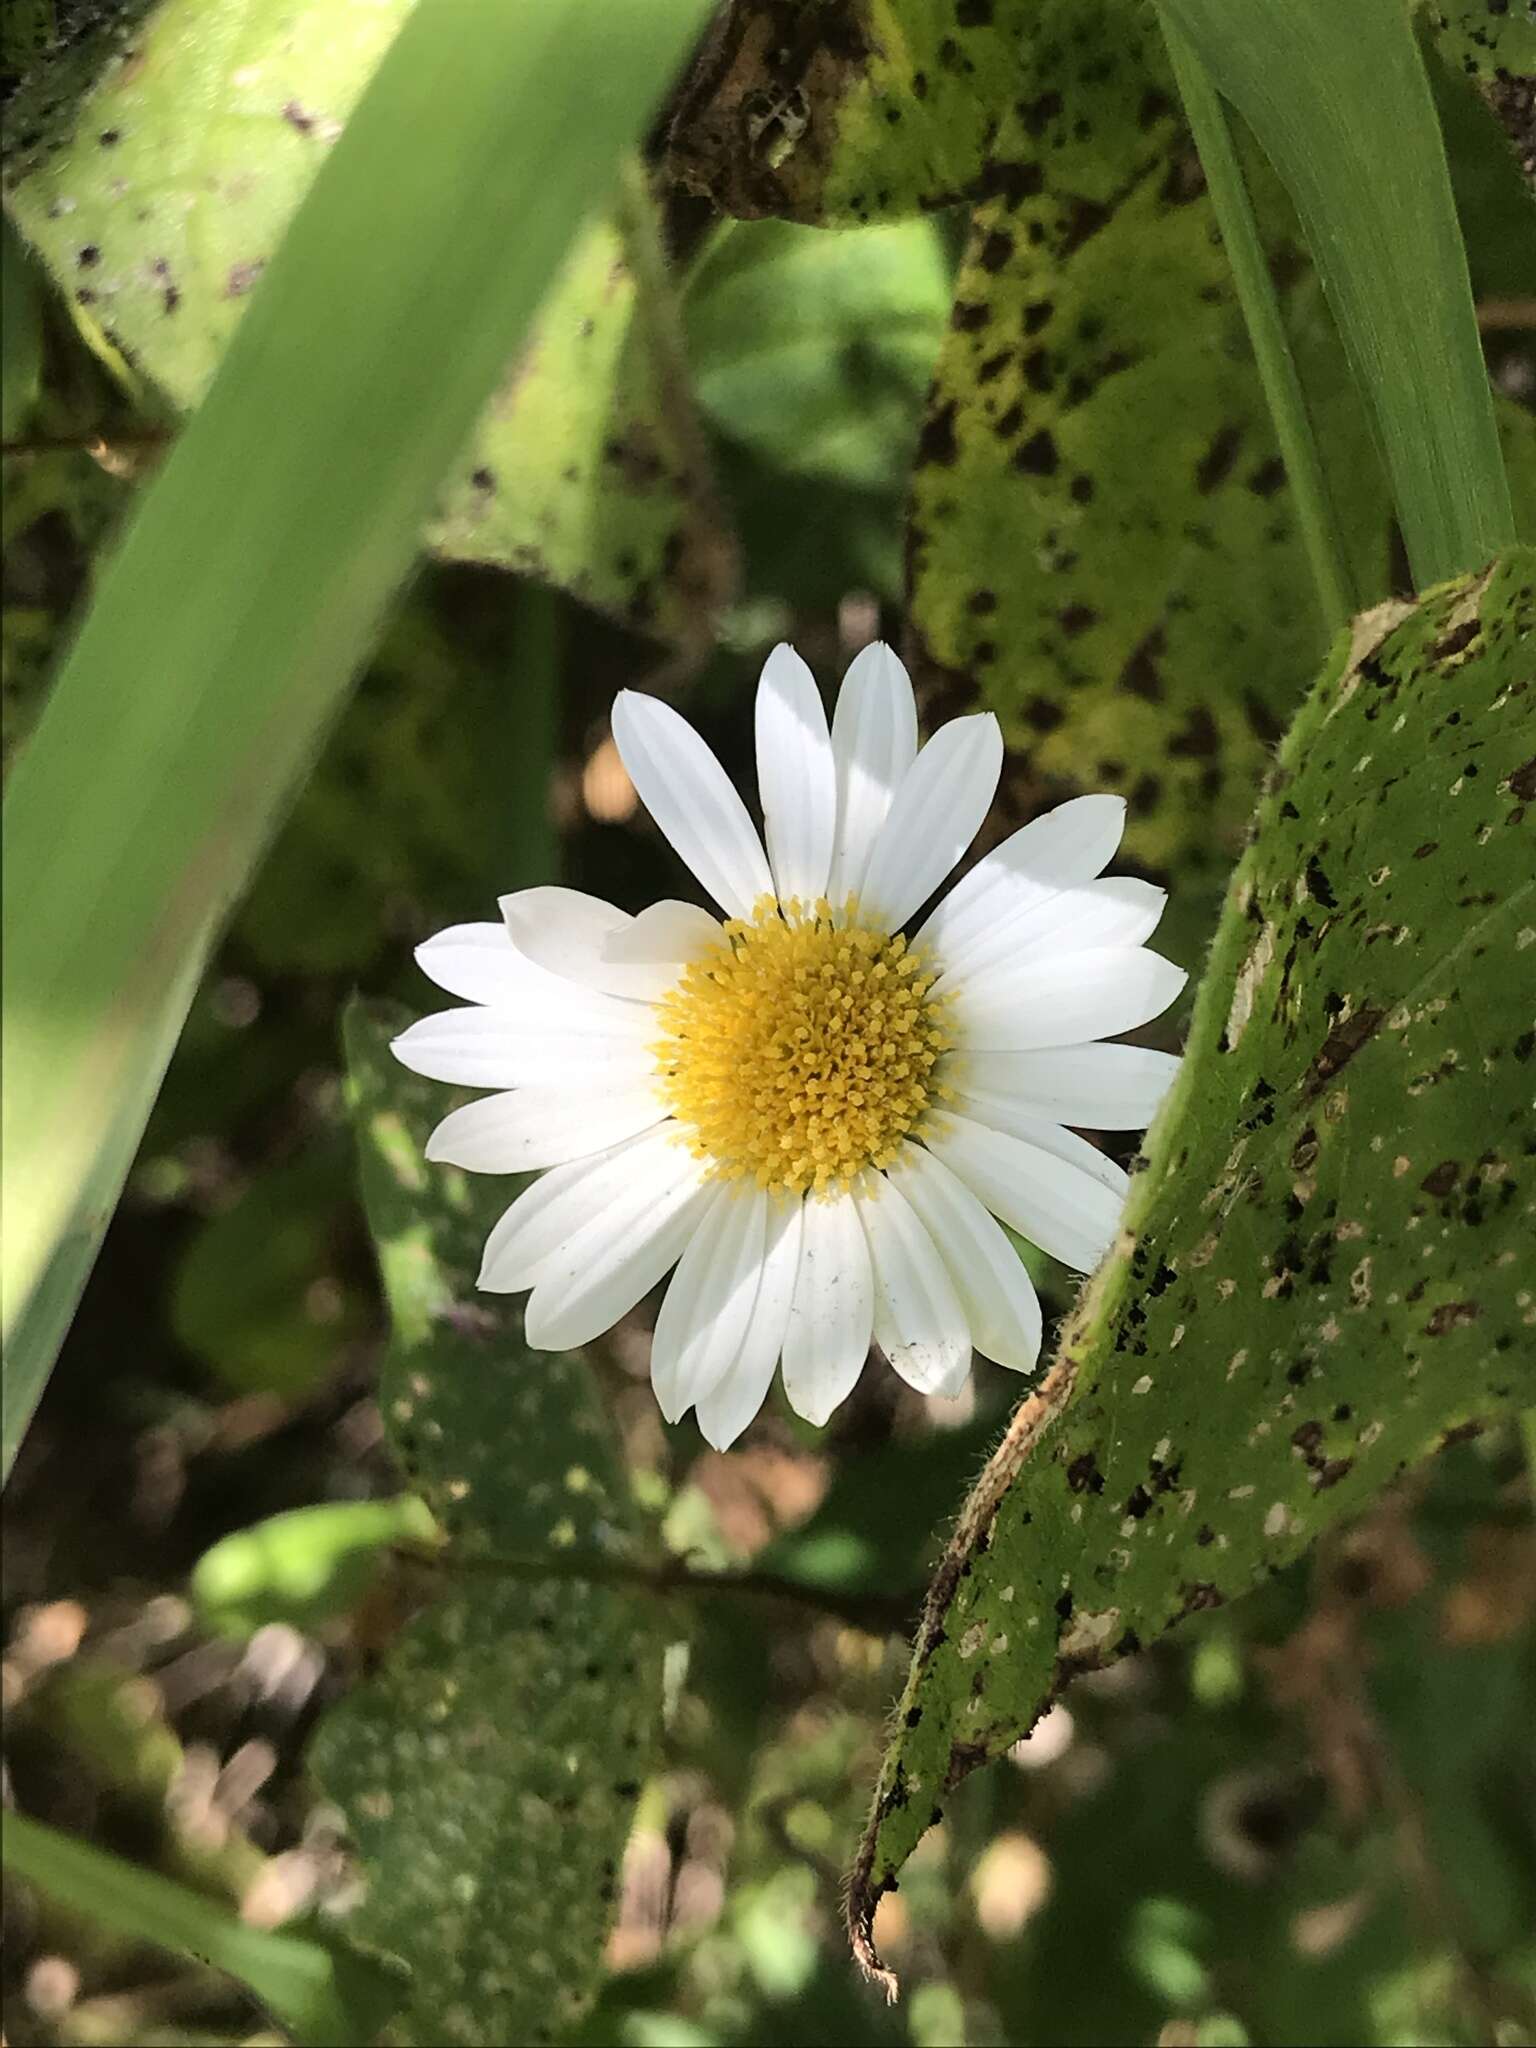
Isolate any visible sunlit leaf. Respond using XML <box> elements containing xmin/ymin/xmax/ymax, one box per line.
<box><xmin>849</xmin><ymin>551</ymin><xmax>1536</xmax><ymax>1987</ymax></box>
<box><xmin>4</xmin><ymin>0</ymin><xmax>732</xmax><ymax>642</ymax></box>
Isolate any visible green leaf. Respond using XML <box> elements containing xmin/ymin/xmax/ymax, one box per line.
<box><xmin>1156</xmin><ymin>0</ymin><xmax>1514</xmax><ymax>585</ymax></box>
<box><xmin>430</xmin><ymin>202</ymin><xmax>735</xmax><ymax>648</ymax></box>
<box><xmin>0</xmin><ymin>0</ymin><xmax>712</xmax><ymax>1479</ymax></box>
<box><xmin>3</xmin><ymin>0</ymin><xmax>731</xmax><ymax>642</ymax></box>
<box><xmin>1</xmin><ymin>215</ymin><xmax>43</xmax><ymax>439</ymax></box>
<box><xmin>307</xmin><ymin>1003</ymin><xmax>667</xmax><ymax>2046</ymax></box>
<box><xmin>1</xmin><ymin>1811</ymin><xmax>403</xmax><ymax>2048</ymax></box>
<box><xmin>684</xmin><ymin>217</ymin><xmax>950</xmax><ymax>495</ymax></box>
<box><xmin>904</xmin><ymin>1</ymin><xmax>1386</xmax><ymax>880</ymax></box>
<box><xmin>192</xmin><ymin>1495</ymin><xmax>439</xmax><ymax>1640</ymax></box>
<box><xmin>848</xmin><ymin>551</ymin><xmax>1536</xmax><ymax>1988</ymax></box>
<box><xmin>171</xmin><ymin>1145</ymin><xmax>365</xmax><ymax>1397</ymax></box>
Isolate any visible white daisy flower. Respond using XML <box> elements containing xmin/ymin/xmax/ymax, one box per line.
<box><xmin>391</xmin><ymin>643</ymin><xmax>1186</xmax><ymax>1449</ymax></box>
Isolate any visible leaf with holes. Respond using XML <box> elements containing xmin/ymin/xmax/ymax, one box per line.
<box><xmin>847</xmin><ymin>549</ymin><xmax>1536</xmax><ymax>1992</ymax></box>
<box><xmin>307</xmin><ymin>1001</ymin><xmax>666</xmax><ymax>2047</ymax></box>
<box><xmin>3</xmin><ymin>0</ymin><xmax>730</xmax><ymax>643</ymax></box>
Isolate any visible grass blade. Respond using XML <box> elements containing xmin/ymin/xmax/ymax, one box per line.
<box><xmin>0</xmin><ymin>0</ymin><xmax>709</xmax><ymax>1479</ymax></box>
<box><xmin>1</xmin><ymin>1811</ymin><xmax>401</xmax><ymax>2045</ymax></box>
<box><xmin>1157</xmin><ymin>0</ymin><xmax>1515</xmax><ymax>585</ymax></box>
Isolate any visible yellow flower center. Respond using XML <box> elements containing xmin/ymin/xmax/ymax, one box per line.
<box><xmin>654</xmin><ymin>897</ymin><xmax>951</xmax><ymax>1194</ymax></box>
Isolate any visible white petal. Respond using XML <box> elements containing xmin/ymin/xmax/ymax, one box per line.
<box><xmin>479</xmin><ymin>1126</ymin><xmax>690</xmax><ymax>1292</ymax></box>
<box><xmin>949</xmin><ymin>1100</ymin><xmax>1129</xmax><ymax>1196</ymax></box>
<box><xmin>889</xmin><ymin>1142</ymin><xmax>1041</xmax><ymax>1372</ymax></box>
<box><xmin>694</xmin><ymin>1193</ymin><xmax>804</xmax><ymax>1450</ymax></box>
<box><xmin>603</xmin><ymin>899</ymin><xmax>722</xmax><ymax>965</ymax></box>
<box><xmin>780</xmin><ymin>1189</ymin><xmax>874</xmax><ymax>1425</ymax></box>
<box><xmin>950</xmin><ymin>946</ymin><xmax>1188</xmax><ymax>1052</ymax></box>
<box><xmin>649</xmin><ymin>1185</ymin><xmax>768</xmax><ymax>1423</ymax></box>
<box><xmin>954</xmin><ymin>1044</ymin><xmax>1182</xmax><ymax>1130</ymax></box>
<box><xmin>932</xmin><ymin>877</ymin><xmax>1165</xmax><ymax>995</ymax></box>
<box><xmin>857</xmin><ymin>1175</ymin><xmax>971</xmax><ymax>1396</ymax></box>
<box><xmin>522</xmin><ymin>1149</ymin><xmax>710</xmax><ymax>1350</ymax></box>
<box><xmin>915</xmin><ymin>793</ymin><xmax>1127</xmax><ymax>983</ymax></box>
<box><xmin>755</xmin><ymin>644</ymin><xmax>836</xmax><ymax>908</ymax></box>
<box><xmin>499</xmin><ymin>887</ymin><xmax>670</xmax><ymax>1002</ymax></box>
<box><xmin>612</xmin><ymin>690</ymin><xmax>773</xmax><ymax>919</ymax></box>
<box><xmin>827</xmin><ymin>641</ymin><xmax>919</xmax><ymax>903</ymax></box>
<box><xmin>424</xmin><ymin>1082</ymin><xmax>667</xmax><ymax>1174</ymax></box>
<box><xmin>856</xmin><ymin>713</ymin><xmax>1003</xmax><ymax>931</ymax></box>
<box><xmin>926</xmin><ymin>1113</ymin><xmax>1127</xmax><ymax>1274</ymax></box>
<box><xmin>391</xmin><ymin>998</ymin><xmax>656</xmax><ymax>1091</ymax></box>
<box><xmin>415</xmin><ymin>923</ymin><xmax>544</xmax><ymax>1008</ymax></box>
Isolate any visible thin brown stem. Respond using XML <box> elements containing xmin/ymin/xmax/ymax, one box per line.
<box><xmin>394</xmin><ymin>1541</ymin><xmax>917</xmax><ymax>1635</ymax></box>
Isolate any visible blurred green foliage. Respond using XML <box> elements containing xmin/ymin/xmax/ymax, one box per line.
<box><xmin>3</xmin><ymin>0</ymin><xmax>1534</xmax><ymax>2043</ymax></box>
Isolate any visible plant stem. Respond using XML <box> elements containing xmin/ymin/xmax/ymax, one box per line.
<box><xmin>397</xmin><ymin>1542</ymin><xmax>917</xmax><ymax>1634</ymax></box>
<box><xmin>1161</xmin><ymin>16</ymin><xmax>1358</xmax><ymax>634</ymax></box>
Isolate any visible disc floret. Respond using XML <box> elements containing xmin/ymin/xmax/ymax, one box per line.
<box><xmin>654</xmin><ymin>896</ymin><xmax>951</xmax><ymax>1193</ymax></box>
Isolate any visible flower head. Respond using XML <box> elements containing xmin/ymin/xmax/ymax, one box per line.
<box><xmin>392</xmin><ymin>643</ymin><xmax>1185</xmax><ymax>1447</ymax></box>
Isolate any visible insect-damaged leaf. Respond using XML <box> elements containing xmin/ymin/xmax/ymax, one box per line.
<box><xmin>3</xmin><ymin>0</ymin><xmax>731</xmax><ymax>644</ymax></box>
<box><xmin>848</xmin><ymin>551</ymin><xmax>1536</xmax><ymax>1992</ymax></box>
<box><xmin>308</xmin><ymin>1003</ymin><xmax>665</xmax><ymax>2047</ymax></box>
<box><xmin>903</xmin><ymin>1</ymin><xmax>1390</xmax><ymax>881</ymax></box>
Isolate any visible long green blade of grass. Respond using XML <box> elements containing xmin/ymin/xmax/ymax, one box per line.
<box><xmin>1157</xmin><ymin>0</ymin><xmax>1515</xmax><ymax>588</ymax></box>
<box><xmin>1</xmin><ymin>1811</ymin><xmax>400</xmax><ymax>2045</ymax></box>
<box><xmin>0</xmin><ymin>0</ymin><xmax>710</xmax><ymax>1479</ymax></box>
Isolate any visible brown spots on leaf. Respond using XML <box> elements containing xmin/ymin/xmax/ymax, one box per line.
<box><xmin>1067</xmin><ymin>1449</ymin><xmax>1104</xmax><ymax>1494</ymax></box>
<box><xmin>282</xmin><ymin>99</ymin><xmax>317</xmax><ymax>133</ymax></box>
<box><xmin>1508</xmin><ymin>757</ymin><xmax>1536</xmax><ymax>802</ymax></box>
<box><xmin>1195</xmin><ymin>423</ymin><xmax>1243</xmax><ymax>494</ymax></box>
<box><xmin>1178</xmin><ymin>1582</ymin><xmax>1225</xmax><ymax>1616</ymax></box>
<box><xmin>978</xmin><ymin>227</ymin><xmax>1015</xmax><ymax>273</ymax></box>
<box><xmin>1012</xmin><ymin>429</ymin><xmax>1059</xmax><ymax>476</ymax></box>
<box><xmin>1168</xmin><ymin>705</ymin><xmax>1219</xmax><ymax>759</ymax></box>
<box><xmin>1419</xmin><ymin>1160</ymin><xmax>1460</xmax><ymax>1197</ymax></box>
<box><xmin>1159</xmin><ymin>149</ymin><xmax>1207</xmax><ymax>205</ymax></box>
<box><xmin>917</xmin><ymin>399</ymin><xmax>960</xmax><ymax>467</ymax></box>
<box><xmin>1059</xmin><ymin>194</ymin><xmax>1113</xmax><ymax>254</ymax></box>
<box><xmin>1424</xmin><ymin>1301</ymin><xmax>1481</xmax><ymax>1337</ymax></box>
<box><xmin>1301</xmin><ymin>1007</ymin><xmax>1384</xmax><ymax>1100</ymax></box>
<box><xmin>978</xmin><ymin>158</ymin><xmax>1043</xmax><ymax>206</ymax></box>
<box><xmin>1018</xmin><ymin>88</ymin><xmax>1063</xmax><ymax>138</ymax></box>
<box><xmin>1432</xmin><ymin>616</ymin><xmax>1480</xmax><ymax>663</ymax></box>
<box><xmin>603</xmin><ymin>430</ymin><xmax>666</xmax><ymax>489</ymax></box>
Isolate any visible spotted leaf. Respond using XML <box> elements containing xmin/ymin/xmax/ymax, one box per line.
<box><xmin>903</xmin><ymin>0</ymin><xmax>1388</xmax><ymax>881</ymax></box>
<box><xmin>308</xmin><ymin>1002</ymin><xmax>665</xmax><ymax>2047</ymax></box>
<box><xmin>848</xmin><ymin>551</ymin><xmax>1536</xmax><ymax>1992</ymax></box>
<box><xmin>2</xmin><ymin>0</ymin><xmax>731</xmax><ymax>643</ymax></box>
